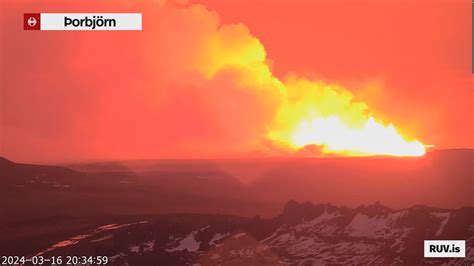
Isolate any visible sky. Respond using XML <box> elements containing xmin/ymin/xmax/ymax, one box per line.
<box><xmin>0</xmin><ymin>0</ymin><xmax>472</xmax><ymax>163</ymax></box>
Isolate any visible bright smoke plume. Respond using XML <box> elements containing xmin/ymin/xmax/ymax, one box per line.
<box><xmin>171</xmin><ymin>2</ymin><xmax>426</xmax><ymax>157</ymax></box>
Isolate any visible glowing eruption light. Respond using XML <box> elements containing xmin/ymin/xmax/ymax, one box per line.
<box><xmin>187</xmin><ymin>3</ymin><xmax>427</xmax><ymax>157</ymax></box>
<box><xmin>266</xmin><ymin>81</ymin><xmax>426</xmax><ymax>157</ymax></box>
<box><xmin>285</xmin><ymin>116</ymin><xmax>425</xmax><ymax>156</ymax></box>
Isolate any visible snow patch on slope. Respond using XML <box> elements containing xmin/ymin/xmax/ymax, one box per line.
<box><xmin>345</xmin><ymin>211</ymin><xmax>406</xmax><ymax>238</ymax></box>
<box><xmin>166</xmin><ymin>225</ymin><xmax>209</xmax><ymax>252</ymax></box>
<box><xmin>209</xmin><ymin>232</ymin><xmax>230</xmax><ymax>245</ymax></box>
<box><xmin>432</xmin><ymin>212</ymin><xmax>450</xmax><ymax>237</ymax></box>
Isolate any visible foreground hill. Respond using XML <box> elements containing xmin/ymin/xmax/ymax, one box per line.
<box><xmin>8</xmin><ymin>201</ymin><xmax>473</xmax><ymax>265</ymax></box>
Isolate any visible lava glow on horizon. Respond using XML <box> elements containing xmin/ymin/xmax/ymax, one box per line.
<box><xmin>265</xmin><ymin>80</ymin><xmax>427</xmax><ymax>157</ymax></box>
<box><xmin>271</xmin><ymin>116</ymin><xmax>426</xmax><ymax>157</ymax></box>
<box><xmin>265</xmin><ymin>76</ymin><xmax>427</xmax><ymax>157</ymax></box>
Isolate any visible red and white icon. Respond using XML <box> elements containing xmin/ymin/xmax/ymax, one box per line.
<box><xmin>27</xmin><ymin>17</ymin><xmax>37</xmax><ymax>27</ymax></box>
<box><xmin>24</xmin><ymin>13</ymin><xmax>40</xmax><ymax>30</ymax></box>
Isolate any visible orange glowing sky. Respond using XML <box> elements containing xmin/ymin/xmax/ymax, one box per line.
<box><xmin>0</xmin><ymin>0</ymin><xmax>472</xmax><ymax>162</ymax></box>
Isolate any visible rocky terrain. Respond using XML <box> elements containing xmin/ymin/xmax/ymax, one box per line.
<box><xmin>28</xmin><ymin>201</ymin><xmax>474</xmax><ymax>265</ymax></box>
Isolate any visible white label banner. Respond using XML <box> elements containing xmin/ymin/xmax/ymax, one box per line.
<box><xmin>40</xmin><ymin>13</ymin><xmax>142</xmax><ymax>31</ymax></box>
<box><xmin>424</xmin><ymin>240</ymin><xmax>466</xmax><ymax>258</ymax></box>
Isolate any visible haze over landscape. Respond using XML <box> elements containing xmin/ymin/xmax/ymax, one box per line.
<box><xmin>1</xmin><ymin>0</ymin><xmax>472</xmax><ymax>162</ymax></box>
